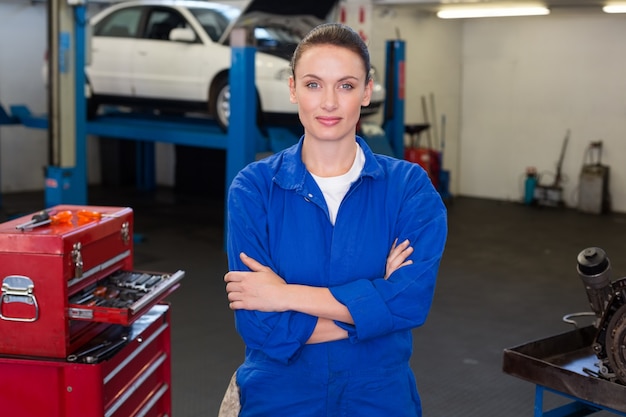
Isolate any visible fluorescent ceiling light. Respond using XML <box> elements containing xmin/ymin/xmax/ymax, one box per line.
<box><xmin>603</xmin><ymin>4</ymin><xmax>626</xmax><ymax>13</ymax></box>
<box><xmin>437</xmin><ymin>6</ymin><xmax>550</xmax><ymax>19</ymax></box>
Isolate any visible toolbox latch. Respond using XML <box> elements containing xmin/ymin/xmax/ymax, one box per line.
<box><xmin>0</xmin><ymin>275</ymin><xmax>39</xmax><ymax>322</ymax></box>
<box><xmin>121</xmin><ymin>221</ymin><xmax>130</xmax><ymax>245</ymax></box>
<box><xmin>72</xmin><ymin>242</ymin><xmax>83</xmax><ymax>278</ymax></box>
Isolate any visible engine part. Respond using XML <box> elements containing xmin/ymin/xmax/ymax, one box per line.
<box><xmin>577</xmin><ymin>247</ymin><xmax>613</xmax><ymax>319</ymax></box>
<box><xmin>576</xmin><ymin>247</ymin><xmax>626</xmax><ymax>384</ymax></box>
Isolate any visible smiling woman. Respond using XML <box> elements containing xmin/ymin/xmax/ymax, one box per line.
<box><xmin>223</xmin><ymin>22</ymin><xmax>447</xmax><ymax>417</ymax></box>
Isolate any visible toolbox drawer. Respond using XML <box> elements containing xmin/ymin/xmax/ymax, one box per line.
<box><xmin>0</xmin><ymin>205</ymin><xmax>184</xmax><ymax>358</ymax></box>
<box><xmin>0</xmin><ymin>304</ymin><xmax>172</xmax><ymax>417</ymax></box>
<box><xmin>68</xmin><ymin>269</ymin><xmax>185</xmax><ymax>325</ymax></box>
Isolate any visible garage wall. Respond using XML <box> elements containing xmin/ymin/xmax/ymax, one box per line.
<box><xmin>459</xmin><ymin>10</ymin><xmax>626</xmax><ymax>210</ymax></box>
<box><xmin>0</xmin><ymin>2</ymin><xmax>49</xmax><ymax>192</ymax></box>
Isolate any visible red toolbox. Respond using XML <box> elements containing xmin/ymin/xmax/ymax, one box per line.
<box><xmin>0</xmin><ymin>205</ymin><xmax>184</xmax><ymax>358</ymax></box>
<box><xmin>0</xmin><ymin>303</ymin><xmax>173</xmax><ymax>417</ymax></box>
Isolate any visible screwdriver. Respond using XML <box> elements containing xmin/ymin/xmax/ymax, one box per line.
<box><xmin>76</xmin><ymin>209</ymin><xmax>116</xmax><ymax>224</ymax></box>
<box><xmin>15</xmin><ymin>209</ymin><xmax>51</xmax><ymax>230</ymax></box>
<box><xmin>27</xmin><ymin>210</ymin><xmax>74</xmax><ymax>229</ymax></box>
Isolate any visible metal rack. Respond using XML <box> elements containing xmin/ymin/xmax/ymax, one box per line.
<box><xmin>503</xmin><ymin>325</ymin><xmax>626</xmax><ymax>416</ymax></box>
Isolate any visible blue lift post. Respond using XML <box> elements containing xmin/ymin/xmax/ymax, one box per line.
<box><xmin>381</xmin><ymin>39</ymin><xmax>406</xmax><ymax>160</ymax></box>
<box><xmin>226</xmin><ymin>45</ymin><xmax>259</xmax><ymax>192</ymax></box>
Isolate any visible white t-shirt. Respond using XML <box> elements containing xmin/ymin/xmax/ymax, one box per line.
<box><xmin>310</xmin><ymin>143</ymin><xmax>365</xmax><ymax>225</ymax></box>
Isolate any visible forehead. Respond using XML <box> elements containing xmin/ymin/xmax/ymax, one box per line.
<box><xmin>296</xmin><ymin>44</ymin><xmax>365</xmax><ymax>75</ymax></box>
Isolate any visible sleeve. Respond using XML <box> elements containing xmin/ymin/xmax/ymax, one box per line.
<box><xmin>226</xmin><ymin>167</ymin><xmax>318</xmax><ymax>364</ymax></box>
<box><xmin>330</xmin><ymin>166</ymin><xmax>448</xmax><ymax>342</ymax></box>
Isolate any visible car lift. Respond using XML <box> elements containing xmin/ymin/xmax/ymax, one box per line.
<box><xmin>0</xmin><ymin>1</ymin><xmax>406</xmax><ymax>207</ymax></box>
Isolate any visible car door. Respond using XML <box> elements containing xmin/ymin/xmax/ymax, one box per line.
<box><xmin>132</xmin><ymin>6</ymin><xmax>208</xmax><ymax>102</ymax></box>
<box><xmin>88</xmin><ymin>6</ymin><xmax>141</xmax><ymax>96</ymax></box>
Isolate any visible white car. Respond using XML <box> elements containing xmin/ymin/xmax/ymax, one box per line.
<box><xmin>82</xmin><ymin>0</ymin><xmax>385</xmax><ymax>129</ymax></box>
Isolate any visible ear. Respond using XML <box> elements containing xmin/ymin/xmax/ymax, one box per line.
<box><xmin>361</xmin><ymin>78</ymin><xmax>373</xmax><ymax>107</ymax></box>
<box><xmin>289</xmin><ymin>76</ymin><xmax>297</xmax><ymax>104</ymax></box>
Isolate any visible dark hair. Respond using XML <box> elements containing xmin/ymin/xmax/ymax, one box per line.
<box><xmin>291</xmin><ymin>23</ymin><xmax>371</xmax><ymax>83</ymax></box>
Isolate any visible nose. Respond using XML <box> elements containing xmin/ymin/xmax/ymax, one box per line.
<box><xmin>321</xmin><ymin>88</ymin><xmax>338</xmax><ymax>111</ymax></box>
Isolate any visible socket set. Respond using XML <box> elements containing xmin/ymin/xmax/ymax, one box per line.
<box><xmin>68</xmin><ymin>269</ymin><xmax>184</xmax><ymax>325</ymax></box>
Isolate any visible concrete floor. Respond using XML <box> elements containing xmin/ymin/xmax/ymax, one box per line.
<box><xmin>2</xmin><ymin>187</ymin><xmax>626</xmax><ymax>416</ymax></box>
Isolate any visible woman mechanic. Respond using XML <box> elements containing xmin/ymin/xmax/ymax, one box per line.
<box><xmin>224</xmin><ymin>22</ymin><xmax>447</xmax><ymax>416</ymax></box>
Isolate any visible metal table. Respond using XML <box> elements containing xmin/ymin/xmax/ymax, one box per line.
<box><xmin>503</xmin><ymin>325</ymin><xmax>626</xmax><ymax>416</ymax></box>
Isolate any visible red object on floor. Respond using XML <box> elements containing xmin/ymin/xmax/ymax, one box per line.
<box><xmin>405</xmin><ymin>147</ymin><xmax>441</xmax><ymax>190</ymax></box>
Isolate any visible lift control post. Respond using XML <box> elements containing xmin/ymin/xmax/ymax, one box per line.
<box><xmin>45</xmin><ymin>0</ymin><xmax>88</xmax><ymax>206</ymax></box>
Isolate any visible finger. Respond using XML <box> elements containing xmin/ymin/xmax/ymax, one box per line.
<box><xmin>224</xmin><ymin>271</ymin><xmax>242</xmax><ymax>283</ymax></box>
<box><xmin>389</xmin><ymin>239</ymin><xmax>410</xmax><ymax>257</ymax></box>
<box><xmin>240</xmin><ymin>252</ymin><xmax>269</xmax><ymax>272</ymax></box>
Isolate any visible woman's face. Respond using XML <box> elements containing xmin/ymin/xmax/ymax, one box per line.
<box><xmin>289</xmin><ymin>44</ymin><xmax>373</xmax><ymax>144</ymax></box>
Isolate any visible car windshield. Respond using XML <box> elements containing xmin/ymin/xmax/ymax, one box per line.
<box><xmin>188</xmin><ymin>7</ymin><xmax>239</xmax><ymax>41</ymax></box>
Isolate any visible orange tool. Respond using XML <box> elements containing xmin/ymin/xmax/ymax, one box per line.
<box><xmin>49</xmin><ymin>210</ymin><xmax>73</xmax><ymax>225</ymax></box>
<box><xmin>76</xmin><ymin>209</ymin><xmax>113</xmax><ymax>224</ymax></box>
<box><xmin>22</xmin><ymin>210</ymin><xmax>73</xmax><ymax>229</ymax></box>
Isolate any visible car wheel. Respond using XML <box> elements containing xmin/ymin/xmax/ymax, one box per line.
<box><xmin>210</xmin><ymin>75</ymin><xmax>230</xmax><ymax>130</ymax></box>
<box><xmin>210</xmin><ymin>75</ymin><xmax>263</xmax><ymax>131</ymax></box>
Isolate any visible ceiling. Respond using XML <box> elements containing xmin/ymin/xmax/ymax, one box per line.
<box><xmin>371</xmin><ymin>0</ymin><xmax>611</xmax><ymax>12</ymax></box>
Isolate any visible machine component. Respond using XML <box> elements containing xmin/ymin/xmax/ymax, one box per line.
<box><xmin>576</xmin><ymin>247</ymin><xmax>613</xmax><ymax>320</ymax></box>
<box><xmin>578</xmin><ymin>141</ymin><xmax>610</xmax><ymax>214</ymax></box>
<box><xmin>575</xmin><ymin>247</ymin><xmax>626</xmax><ymax>384</ymax></box>
<box><xmin>502</xmin><ymin>246</ymin><xmax>626</xmax><ymax>416</ymax></box>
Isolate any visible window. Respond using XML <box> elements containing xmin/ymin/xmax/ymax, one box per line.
<box><xmin>144</xmin><ymin>8</ymin><xmax>188</xmax><ymax>41</ymax></box>
<box><xmin>94</xmin><ymin>7</ymin><xmax>142</xmax><ymax>38</ymax></box>
<box><xmin>189</xmin><ymin>8</ymin><xmax>235</xmax><ymax>42</ymax></box>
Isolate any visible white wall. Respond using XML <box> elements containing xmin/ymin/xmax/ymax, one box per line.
<box><xmin>0</xmin><ymin>2</ymin><xmax>49</xmax><ymax>192</ymax></box>
<box><xmin>460</xmin><ymin>10</ymin><xmax>626</xmax><ymax>210</ymax></box>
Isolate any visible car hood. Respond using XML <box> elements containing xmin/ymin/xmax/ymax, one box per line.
<box><xmin>240</xmin><ymin>0</ymin><xmax>338</xmax><ymax>20</ymax></box>
<box><xmin>219</xmin><ymin>0</ymin><xmax>338</xmax><ymax>53</ymax></box>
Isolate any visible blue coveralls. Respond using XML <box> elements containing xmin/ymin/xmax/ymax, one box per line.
<box><xmin>226</xmin><ymin>136</ymin><xmax>447</xmax><ymax>417</ymax></box>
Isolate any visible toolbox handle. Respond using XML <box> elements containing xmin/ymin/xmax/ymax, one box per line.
<box><xmin>0</xmin><ymin>275</ymin><xmax>39</xmax><ymax>322</ymax></box>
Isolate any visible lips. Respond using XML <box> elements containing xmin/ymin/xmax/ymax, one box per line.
<box><xmin>316</xmin><ymin>116</ymin><xmax>342</xmax><ymax>126</ymax></box>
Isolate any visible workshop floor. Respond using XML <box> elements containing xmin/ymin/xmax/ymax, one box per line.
<box><xmin>2</xmin><ymin>187</ymin><xmax>625</xmax><ymax>417</ymax></box>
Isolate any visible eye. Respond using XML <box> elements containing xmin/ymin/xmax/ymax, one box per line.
<box><xmin>340</xmin><ymin>83</ymin><xmax>354</xmax><ymax>90</ymax></box>
<box><xmin>306</xmin><ymin>81</ymin><xmax>320</xmax><ymax>89</ymax></box>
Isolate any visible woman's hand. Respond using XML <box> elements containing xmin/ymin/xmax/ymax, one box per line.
<box><xmin>224</xmin><ymin>253</ymin><xmax>288</xmax><ymax>311</ymax></box>
<box><xmin>385</xmin><ymin>238</ymin><xmax>413</xmax><ymax>279</ymax></box>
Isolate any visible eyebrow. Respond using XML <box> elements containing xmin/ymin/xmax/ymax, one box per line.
<box><xmin>300</xmin><ymin>74</ymin><xmax>361</xmax><ymax>82</ymax></box>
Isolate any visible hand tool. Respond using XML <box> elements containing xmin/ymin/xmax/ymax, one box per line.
<box><xmin>131</xmin><ymin>273</ymin><xmax>153</xmax><ymax>288</ymax></box>
<box><xmin>138</xmin><ymin>275</ymin><xmax>163</xmax><ymax>291</ymax></box>
<box><xmin>105</xmin><ymin>287</ymin><xmax>120</xmax><ymax>299</ymax></box>
<box><xmin>92</xmin><ymin>286</ymin><xmax>108</xmax><ymax>298</ymax></box>
<box><xmin>76</xmin><ymin>209</ymin><xmax>117</xmax><ymax>224</ymax></box>
<box><xmin>66</xmin><ymin>340</ymin><xmax>112</xmax><ymax>362</ymax></box>
<box><xmin>82</xmin><ymin>336</ymin><xmax>128</xmax><ymax>364</ymax></box>
<box><xmin>25</xmin><ymin>210</ymin><xmax>73</xmax><ymax>229</ymax></box>
<box><xmin>15</xmin><ymin>210</ymin><xmax>51</xmax><ymax>230</ymax></box>
<box><xmin>70</xmin><ymin>292</ymin><xmax>95</xmax><ymax>305</ymax></box>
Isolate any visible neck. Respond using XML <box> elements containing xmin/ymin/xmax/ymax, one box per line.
<box><xmin>302</xmin><ymin>138</ymin><xmax>357</xmax><ymax>177</ymax></box>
